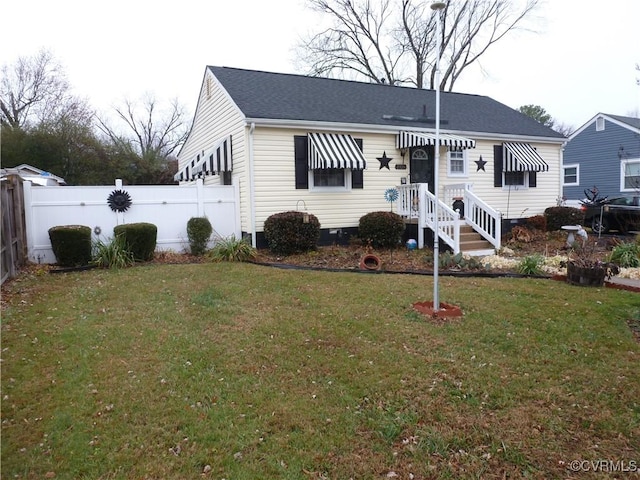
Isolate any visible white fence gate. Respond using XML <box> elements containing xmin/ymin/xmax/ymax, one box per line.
<box><xmin>24</xmin><ymin>179</ymin><xmax>241</xmax><ymax>264</ymax></box>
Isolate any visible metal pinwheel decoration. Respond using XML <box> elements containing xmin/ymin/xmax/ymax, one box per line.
<box><xmin>107</xmin><ymin>189</ymin><xmax>132</xmax><ymax>212</ymax></box>
<box><xmin>384</xmin><ymin>187</ymin><xmax>399</xmax><ymax>211</ymax></box>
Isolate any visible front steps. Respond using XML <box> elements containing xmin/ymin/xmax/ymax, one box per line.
<box><xmin>402</xmin><ymin>219</ymin><xmax>497</xmax><ymax>256</ymax></box>
<box><xmin>459</xmin><ymin>225</ymin><xmax>495</xmax><ymax>256</ymax></box>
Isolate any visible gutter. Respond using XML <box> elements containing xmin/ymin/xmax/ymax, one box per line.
<box><xmin>242</xmin><ymin>117</ymin><xmax>567</xmax><ymax>145</ymax></box>
<box><xmin>248</xmin><ymin>122</ymin><xmax>257</xmax><ymax>248</ymax></box>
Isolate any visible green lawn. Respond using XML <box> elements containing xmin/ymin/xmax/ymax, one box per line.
<box><xmin>2</xmin><ymin>263</ymin><xmax>639</xmax><ymax>479</ymax></box>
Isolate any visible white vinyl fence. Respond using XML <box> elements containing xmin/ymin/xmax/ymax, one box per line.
<box><xmin>24</xmin><ymin>179</ymin><xmax>240</xmax><ymax>264</ymax></box>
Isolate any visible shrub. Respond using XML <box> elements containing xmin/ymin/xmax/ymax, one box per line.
<box><xmin>113</xmin><ymin>222</ymin><xmax>157</xmax><ymax>261</ymax></box>
<box><xmin>438</xmin><ymin>251</ymin><xmax>483</xmax><ymax>270</ymax></box>
<box><xmin>608</xmin><ymin>242</ymin><xmax>640</xmax><ymax>268</ymax></box>
<box><xmin>509</xmin><ymin>225</ymin><xmax>534</xmax><ymax>243</ymax></box>
<box><xmin>208</xmin><ymin>235</ymin><xmax>257</xmax><ymax>262</ymax></box>
<box><xmin>92</xmin><ymin>236</ymin><xmax>135</xmax><ymax>269</ymax></box>
<box><xmin>264</xmin><ymin>211</ymin><xmax>320</xmax><ymax>255</ymax></box>
<box><xmin>518</xmin><ymin>255</ymin><xmax>544</xmax><ymax>275</ymax></box>
<box><xmin>358</xmin><ymin>211</ymin><xmax>405</xmax><ymax>249</ymax></box>
<box><xmin>48</xmin><ymin>225</ymin><xmax>92</xmax><ymax>267</ymax></box>
<box><xmin>526</xmin><ymin>215</ymin><xmax>547</xmax><ymax>232</ymax></box>
<box><xmin>544</xmin><ymin>206</ymin><xmax>585</xmax><ymax>231</ymax></box>
<box><xmin>187</xmin><ymin>217</ymin><xmax>213</xmax><ymax>256</ymax></box>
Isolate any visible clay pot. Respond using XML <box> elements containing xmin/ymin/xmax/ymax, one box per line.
<box><xmin>360</xmin><ymin>254</ymin><xmax>382</xmax><ymax>271</ymax></box>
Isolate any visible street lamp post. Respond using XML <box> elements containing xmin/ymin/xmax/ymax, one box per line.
<box><xmin>431</xmin><ymin>1</ymin><xmax>445</xmax><ymax>312</ymax></box>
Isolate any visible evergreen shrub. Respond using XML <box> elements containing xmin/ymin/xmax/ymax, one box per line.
<box><xmin>264</xmin><ymin>211</ymin><xmax>320</xmax><ymax>255</ymax></box>
<box><xmin>113</xmin><ymin>222</ymin><xmax>157</xmax><ymax>261</ymax></box>
<box><xmin>187</xmin><ymin>217</ymin><xmax>213</xmax><ymax>256</ymax></box>
<box><xmin>358</xmin><ymin>211</ymin><xmax>405</xmax><ymax>248</ymax></box>
<box><xmin>543</xmin><ymin>206</ymin><xmax>585</xmax><ymax>231</ymax></box>
<box><xmin>48</xmin><ymin>225</ymin><xmax>92</xmax><ymax>267</ymax></box>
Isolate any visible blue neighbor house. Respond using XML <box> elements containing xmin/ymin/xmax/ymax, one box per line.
<box><xmin>563</xmin><ymin>113</ymin><xmax>640</xmax><ymax>202</ymax></box>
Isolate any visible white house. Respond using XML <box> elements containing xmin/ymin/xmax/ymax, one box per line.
<box><xmin>1</xmin><ymin>164</ymin><xmax>66</xmax><ymax>186</ymax></box>
<box><xmin>175</xmin><ymin>66</ymin><xmax>566</xmax><ymax>253</ymax></box>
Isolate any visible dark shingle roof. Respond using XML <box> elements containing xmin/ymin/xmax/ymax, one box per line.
<box><xmin>209</xmin><ymin>66</ymin><xmax>565</xmax><ymax>139</ymax></box>
<box><xmin>607</xmin><ymin>114</ymin><xmax>640</xmax><ymax>130</ymax></box>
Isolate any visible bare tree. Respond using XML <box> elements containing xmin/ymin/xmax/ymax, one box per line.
<box><xmin>97</xmin><ymin>94</ymin><xmax>188</xmax><ymax>160</ymax></box>
<box><xmin>96</xmin><ymin>95</ymin><xmax>189</xmax><ymax>184</ymax></box>
<box><xmin>0</xmin><ymin>49</ymin><xmax>73</xmax><ymax>129</ymax></box>
<box><xmin>298</xmin><ymin>0</ymin><xmax>540</xmax><ymax>90</ymax></box>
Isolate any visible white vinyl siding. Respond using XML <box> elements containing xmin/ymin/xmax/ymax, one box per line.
<box><xmin>457</xmin><ymin>141</ymin><xmax>561</xmax><ymax>219</ymax></box>
<box><xmin>176</xmin><ymin>71</ymin><xmax>249</xmax><ymax>230</ymax></box>
<box><xmin>251</xmin><ymin>129</ymin><xmax>400</xmax><ymax>231</ymax></box>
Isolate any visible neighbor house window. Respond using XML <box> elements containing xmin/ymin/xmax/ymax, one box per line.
<box><xmin>563</xmin><ymin>164</ymin><xmax>579</xmax><ymax>186</ymax></box>
<box><xmin>621</xmin><ymin>159</ymin><xmax>640</xmax><ymax>191</ymax></box>
<box><xmin>448</xmin><ymin>148</ymin><xmax>467</xmax><ymax>176</ymax></box>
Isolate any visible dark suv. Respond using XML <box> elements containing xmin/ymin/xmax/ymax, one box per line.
<box><xmin>581</xmin><ymin>196</ymin><xmax>640</xmax><ymax>234</ymax></box>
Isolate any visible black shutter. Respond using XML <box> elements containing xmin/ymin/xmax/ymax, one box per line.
<box><xmin>352</xmin><ymin>138</ymin><xmax>364</xmax><ymax>189</ymax></box>
<box><xmin>294</xmin><ymin>135</ymin><xmax>308</xmax><ymax>189</ymax></box>
<box><xmin>528</xmin><ymin>171</ymin><xmax>537</xmax><ymax>188</ymax></box>
<box><xmin>493</xmin><ymin>145</ymin><xmax>503</xmax><ymax>187</ymax></box>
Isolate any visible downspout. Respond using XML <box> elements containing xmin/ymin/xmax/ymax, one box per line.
<box><xmin>559</xmin><ymin>142</ymin><xmax>566</xmax><ymax>204</ymax></box>
<box><xmin>248</xmin><ymin>122</ymin><xmax>257</xmax><ymax>248</ymax></box>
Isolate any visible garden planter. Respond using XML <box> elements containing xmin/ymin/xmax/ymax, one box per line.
<box><xmin>566</xmin><ymin>261</ymin><xmax>605</xmax><ymax>287</ymax></box>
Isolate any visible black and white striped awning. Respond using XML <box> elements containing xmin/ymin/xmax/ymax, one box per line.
<box><xmin>174</xmin><ymin>135</ymin><xmax>233</xmax><ymax>182</ymax></box>
<box><xmin>503</xmin><ymin>142</ymin><xmax>548</xmax><ymax>172</ymax></box>
<box><xmin>397</xmin><ymin>131</ymin><xmax>476</xmax><ymax>150</ymax></box>
<box><xmin>308</xmin><ymin>132</ymin><xmax>366</xmax><ymax>170</ymax></box>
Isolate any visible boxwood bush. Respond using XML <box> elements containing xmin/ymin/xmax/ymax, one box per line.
<box><xmin>358</xmin><ymin>211</ymin><xmax>405</xmax><ymax>248</ymax></box>
<box><xmin>113</xmin><ymin>222</ymin><xmax>157</xmax><ymax>261</ymax></box>
<box><xmin>48</xmin><ymin>225</ymin><xmax>92</xmax><ymax>267</ymax></box>
<box><xmin>543</xmin><ymin>206</ymin><xmax>585</xmax><ymax>231</ymax></box>
<box><xmin>187</xmin><ymin>217</ymin><xmax>213</xmax><ymax>256</ymax></box>
<box><xmin>264</xmin><ymin>211</ymin><xmax>320</xmax><ymax>255</ymax></box>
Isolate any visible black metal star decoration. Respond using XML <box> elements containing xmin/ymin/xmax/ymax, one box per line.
<box><xmin>377</xmin><ymin>151</ymin><xmax>392</xmax><ymax>170</ymax></box>
<box><xmin>475</xmin><ymin>155</ymin><xmax>487</xmax><ymax>172</ymax></box>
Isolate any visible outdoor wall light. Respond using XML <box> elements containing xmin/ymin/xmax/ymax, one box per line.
<box><xmin>618</xmin><ymin>146</ymin><xmax>626</xmax><ymax>159</ymax></box>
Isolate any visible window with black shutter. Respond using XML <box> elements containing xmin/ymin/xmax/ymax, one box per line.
<box><xmin>495</xmin><ymin>144</ymin><xmax>538</xmax><ymax>188</ymax></box>
<box><xmin>294</xmin><ymin>135</ymin><xmax>365</xmax><ymax>190</ymax></box>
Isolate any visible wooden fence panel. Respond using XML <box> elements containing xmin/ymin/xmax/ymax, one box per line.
<box><xmin>1</xmin><ymin>175</ymin><xmax>27</xmax><ymax>284</ymax></box>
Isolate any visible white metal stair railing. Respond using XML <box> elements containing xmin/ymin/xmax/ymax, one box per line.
<box><xmin>462</xmin><ymin>188</ymin><xmax>501</xmax><ymax>250</ymax></box>
<box><xmin>396</xmin><ymin>183</ymin><xmax>421</xmax><ymax>219</ymax></box>
<box><xmin>422</xmin><ymin>189</ymin><xmax>461</xmax><ymax>254</ymax></box>
<box><xmin>396</xmin><ymin>183</ymin><xmax>501</xmax><ymax>252</ymax></box>
<box><xmin>397</xmin><ymin>183</ymin><xmax>460</xmax><ymax>251</ymax></box>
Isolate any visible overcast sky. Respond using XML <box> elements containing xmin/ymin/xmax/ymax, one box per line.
<box><xmin>3</xmin><ymin>0</ymin><xmax>639</xmax><ymax>131</ymax></box>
